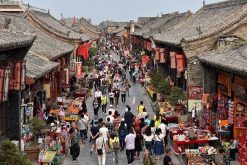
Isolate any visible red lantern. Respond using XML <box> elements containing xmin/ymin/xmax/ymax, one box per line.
<box><xmin>176</xmin><ymin>54</ymin><xmax>186</xmax><ymax>72</ymax></box>
<box><xmin>170</xmin><ymin>52</ymin><xmax>177</xmax><ymax>69</ymax></box>
<box><xmin>160</xmin><ymin>48</ymin><xmax>166</xmax><ymax>63</ymax></box>
<box><xmin>155</xmin><ymin>48</ymin><xmax>160</xmax><ymax>61</ymax></box>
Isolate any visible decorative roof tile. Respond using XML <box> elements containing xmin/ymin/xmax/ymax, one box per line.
<box><xmin>153</xmin><ymin>0</ymin><xmax>247</xmax><ymax>45</ymax></box>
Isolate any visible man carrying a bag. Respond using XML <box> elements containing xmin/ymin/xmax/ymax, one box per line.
<box><xmin>96</xmin><ymin>132</ymin><xmax>109</xmax><ymax>165</ymax></box>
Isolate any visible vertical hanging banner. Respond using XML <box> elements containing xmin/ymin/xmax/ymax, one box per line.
<box><xmin>64</xmin><ymin>69</ymin><xmax>70</xmax><ymax>85</ymax></box>
<box><xmin>75</xmin><ymin>62</ymin><xmax>83</xmax><ymax>78</ymax></box>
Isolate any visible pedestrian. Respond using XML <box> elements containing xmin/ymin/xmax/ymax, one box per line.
<box><xmin>109</xmin><ymin>133</ymin><xmax>120</xmax><ymax>164</ymax></box>
<box><xmin>163</xmin><ymin>149</ymin><xmax>173</xmax><ymax>165</ymax></box>
<box><xmin>230</xmin><ymin>139</ymin><xmax>238</xmax><ymax>161</ymax></box>
<box><xmin>77</xmin><ymin>114</ymin><xmax>88</xmax><ymax>143</ymax></box>
<box><xmin>96</xmin><ymin>132</ymin><xmax>109</xmax><ymax>165</ymax></box>
<box><xmin>99</xmin><ymin>122</ymin><xmax>110</xmax><ymax>142</ymax></box>
<box><xmin>113</xmin><ymin>111</ymin><xmax>122</xmax><ymax>132</ymax></box>
<box><xmin>125</xmin><ymin>127</ymin><xmax>136</xmax><ymax>165</ymax></box>
<box><xmin>124</xmin><ymin>79</ymin><xmax>131</xmax><ymax>97</ymax></box>
<box><xmin>118</xmin><ymin>121</ymin><xmax>128</xmax><ymax>151</ymax></box>
<box><xmin>107</xmin><ymin>104</ymin><xmax>115</xmax><ymax>116</ymax></box>
<box><xmin>90</xmin><ymin>121</ymin><xmax>99</xmax><ymax>154</ymax></box>
<box><xmin>109</xmin><ymin>90</ymin><xmax>115</xmax><ymax>105</ymax></box>
<box><xmin>69</xmin><ymin>128</ymin><xmax>80</xmax><ymax>162</ymax></box>
<box><xmin>124</xmin><ymin>106</ymin><xmax>134</xmax><ymax>131</ymax></box>
<box><xmin>93</xmin><ymin>97</ymin><xmax>100</xmax><ymax>119</ymax></box>
<box><xmin>143</xmin><ymin>149</ymin><xmax>157</xmax><ymax>165</ymax></box>
<box><xmin>101</xmin><ymin>94</ymin><xmax>107</xmax><ymax>113</ymax></box>
<box><xmin>153</xmin><ymin>128</ymin><xmax>165</xmax><ymax>160</ymax></box>
<box><xmin>121</xmin><ymin>85</ymin><xmax>126</xmax><ymax>103</ymax></box>
<box><xmin>114</xmin><ymin>89</ymin><xmax>120</xmax><ymax>107</ymax></box>
<box><xmin>137</xmin><ymin>101</ymin><xmax>145</xmax><ymax>114</ymax></box>
<box><xmin>95</xmin><ymin>88</ymin><xmax>102</xmax><ymax>107</ymax></box>
<box><xmin>143</xmin><ymin>126</ymin><xmax>154</xmax><ymax>155</ymax></box>
<box><xmin>135</xmin><ymin>133</ymin><xmax>143</xmax><ymax>160</ymax></box>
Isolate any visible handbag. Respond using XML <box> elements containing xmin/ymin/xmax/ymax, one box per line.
<box><xmin>97</xmin><ymin>138</ymin><xmax>105</xmax><ymax>155</ymax></box>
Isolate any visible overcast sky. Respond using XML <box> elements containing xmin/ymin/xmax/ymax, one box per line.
<box><xmin>23</xmin><ymin>0</ymin><xmax>223</xmax><ymax>25</ymax></box>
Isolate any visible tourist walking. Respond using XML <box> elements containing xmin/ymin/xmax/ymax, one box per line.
<box><xmin>109</xmin><ymin>90</ymin><xmax>115</xmax><ymax>105</ymax></box>
<box><xmin>143</xmin><ymin>126</ymin><xmax>154</xmax><ymax>155</ymax></box>
<box><xmin>143</xmin><ymin>149</ymin><xmax>157</xmax><ymax>165</ymax></box>
<box><xmin>125</xmin><ymin>127</ymin><xmax>136</xmax><ymax>165</ymax></box>
<box><xmin>118</xmin><ymin>121</ymin><xmax>128</xmax><ymax>151</ymax></box>
<box><xmin>77</xmin><ymin>114</ymin><xmax>88</xmax><ymax>143</ymax></box>
<box><xmin>69</xmin><ymin>128</ymin><xmax>80</xmax><ymax>162</ymax></box>
<box><xmin>114</xmin><ymin>89</ymin><xmax>120</xmax><ymax>107</ymax></box>
<box><xmin>109</xmin><ymin>133</ymin><xmax>120</xmax><ymax>164</ymax></box>
<box><xmin>93</xmin><ymin>97</ymin><xmax>100</xmax><ymax>119</ymax></box>
<box><xmin>96</xmin><ymin>132</ymin><xmax>109</xmax><ymax>165</ymax></box>
<box><xmin>121</xmin><ymin>85</ymin><xmax>126</xmax><ymax>103</ymax></box>
<box><xmin>101</xmin><ymin>94</ymin><xmax>108</xmax><ymax>113</ymax></box>
<box><xmin>90</xmin><ymin>121</ymin><xmax>99</xmax><ymax>154</ymax></box>
<box><xmin>163</xmin><ymin>149</ymin><xmax>173</xmax><ymax>165</ymax></box>
<box><xmin>153</xmin><ymin>128</ymin><xmax>165</xmax><ymax>160</ymax></box>
<box><xmin>135</xmin><ymin>133</ymin><xmax>143</xmax><ymax>160</ymax></box>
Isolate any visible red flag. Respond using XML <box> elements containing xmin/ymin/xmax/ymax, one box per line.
<box><xmin>141</xmin><ymin>55</ymin><xmax>151</xmax><ymax>67</ymax></box>
<box><xmin>76</xmin><ymin>41</ymin><xmax>93</xmax><ymax>60</ymax></box>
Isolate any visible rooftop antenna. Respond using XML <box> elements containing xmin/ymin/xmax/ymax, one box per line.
<box><xmin>203</xmin><ymin>0</ymin><xmax>206</xmax><ymax>6</ymax></box>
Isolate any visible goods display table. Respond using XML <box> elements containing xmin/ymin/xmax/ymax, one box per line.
<box><xmin>40</xmin><ymin>151</ymin><xmax>56</xmax><ymax>165</ymax></box>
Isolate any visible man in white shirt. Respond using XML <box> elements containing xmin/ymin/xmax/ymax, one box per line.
<box><xmin>95</xmin><ymin>88</ymin><xmax>102</xmax><ymax>106</ymax></box>
<box><xmin>107</xmin><ymin>105</ymin><xmax>115</xmax><ymax>116</ymax></box>
<box><xmin>99</xmin><ymin>122</ymin><xmax>110</xmax><ymax>141</ymax></box>
<box><xmin>77</xmin><ymin>114</ymin><xmax>88</xmax><ymax>143</ymax></box>
<box><xmin>105</xmin><ymin>111</ymin><xmax>114</xmax><ymax>123</ymax></box>
<box><xmin>96</xmin><ymin>132</ymin><xmax>109</xmax><ymax>165</ymax></box>
<box><xmin>125</xmin><ymin>128</ymin><xmax>136</xmax><ymax>165</ymax></box>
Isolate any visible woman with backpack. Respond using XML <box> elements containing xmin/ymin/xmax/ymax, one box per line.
<box><xmin>118</xmin><ymin>121</ymin><xmax>127</xmax><ymax>151</ymax></box>
<box><xmin>109</xmin><ymin>133</ymin><xmax>120</xmax><ymax>164</ymax></box>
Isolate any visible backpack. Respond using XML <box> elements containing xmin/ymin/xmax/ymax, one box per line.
<box><xmin>119</xmin><ymin>127</ymin><xmax>127</xmax><ymax>138</ymax></box>
<box><xmin>112</xmin><ymin>137</ymin><xmax>120</xmax><ymax>149</ymax></box>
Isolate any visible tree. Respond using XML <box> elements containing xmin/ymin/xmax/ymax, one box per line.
<box><xmin>27</xmin><ymin>117</ymin><xmax>46</xmax><ymax>143</ymax></box>
<box><xmin>169</xmin><ymin>87</ymin><xmax>186</xmax><ymax>105</ymax></box>
<box><xmin>0</xmin><ymin>140</ymin><xmax>31</xmax><ymax>165</ymax></box>
<box><xmin>150</xmin><ymin>72</ymin><xmax>165</xmax><ymax>88</ymax></box>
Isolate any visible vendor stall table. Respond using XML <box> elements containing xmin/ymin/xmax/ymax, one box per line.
<box><xmin>173</xmin><ymin>139</ymin><xmax>209</xmax><ymax>155</ymax></box>
<box><xmin>40</xmin><ymin>151</ymin><xmax>56</xmax><ymax>165</ymax></box>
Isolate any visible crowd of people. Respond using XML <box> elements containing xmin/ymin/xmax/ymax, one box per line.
<box><xmin>67</xmin><ymin>45</ymin><xmax>173</xmax><ymax>165</ymax></box>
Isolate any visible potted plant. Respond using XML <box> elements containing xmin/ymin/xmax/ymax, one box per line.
<box><xmin>25</xmin><ymin>117</ymin><xmax>46</xmax><ymax>161</ymax></box>
<box><xmin>168</xmin><ymin>87</ymin><xmax>186</xmax><ymax>114</ymax></box>
<box><xmin>150</xmin><ymin>72</ymin><xmax>164</xmax><ymax>89</ymax></box>
<box><xmin>0</xmin><ymin>140</ymin><xmax>31</xmax><ymax>165</ymax></box>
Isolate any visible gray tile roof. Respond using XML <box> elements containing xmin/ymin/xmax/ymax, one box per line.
<box><xmin>0</xmin><ymin>13</ymin><xmax>74</xmax><ymax>60</ymax></box>
<box><xmin>198</xmin><ymin>43</ymin><xmax>247</xmax><ymax>77</ymax></box>
<box><xmin>132</xmin><ymin>17</ymin><xmax>158</xmax><ymax>36</ymax></box>
<box><xmin>0</xmin><ymin>30</ymin><xmax>35</xmax><ymax>51</ymax></box>
<box><xmin>61</xmin><ymin>17</ymin><xmax>100</xmax><ymax>40</ymax></box>
<box><xmin>137</xmin><ymin>17</ymin><xmax>154</xmax><ymax>26</ymax></box>
<box><xmin>25</xmin><ymin>51</ymin><xmax>59</xmax><ymax>79</ymax></box>
<box><xmin>29</xmin><ymin>10</ymin><xmax>90</xmax><ymax>41</ymax></box>
<box><xmin>153</xmin><ymin>0</ymin><xmax>247</xmax><ymax>45</ymax></box>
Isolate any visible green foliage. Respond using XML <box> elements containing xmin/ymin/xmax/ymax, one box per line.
<box><xmin>169</xmin><ymin>87</ymin><xmax>186</xmax><ymax>105</ymax></box>
<box><xmin>86</xmin><ymin>59</ymin><xmax>94</xmax><ymax>67</ymax></box>
<box><xmin>89</xmin><ymin>47</ymin><xmax>97</xmax><ymax>57</ymax></box>
<box><xmin>0</xmin><ymin>140</ymin><xmax>31</xmax><ymax>165</ymax></box>
<box><xmin>150</xmin><ymin>72</ymin><xmax>165</xmax><ymax>88</ymax></box>
<box><xmin>27</xmin><ymin>117</ymin><xmax>46</xmax><ymax>142</ymax></box>
<box><xmin>157</xmin><ymin>79</ymin><xmax>171</xmax><ymax>95</ymax></box>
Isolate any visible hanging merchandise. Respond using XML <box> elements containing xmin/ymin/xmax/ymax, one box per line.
<box><xmin>155</xmin><ymin>48</ymin><xmax>160</xmax><ymax>61</ymax></box>
<box><xmin>170</xmin><ymin>52</ymin><xmax>176</xmax><ymax>68</ymax></box>
<box><xmin>176</xmin><ymin>54</ymin><xmax>186</xmax><ymax>72</ymax></box>
<box><xmin>159</xmin><ymin>48</ymin><xmax>166</xmax><ymax>63</ymax></box>
<box><xmin>228</xmin><ymin>100</ymin><xmax>234</xmax><ymax>124</ymax></box>
<box><xmin>217</xmin><ymin>98</ymin><xmax>228</xmax><ymax>120</ymax></box>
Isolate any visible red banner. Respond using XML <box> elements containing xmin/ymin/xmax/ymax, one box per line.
<box><xmin>75</xmin><ymin>62</ymin><xmax>82</xmax><ymax>78</ymax></box>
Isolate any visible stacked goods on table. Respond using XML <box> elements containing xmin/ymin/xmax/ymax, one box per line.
<box><xmin>238</xmin><ymin>134</ymin><xmax>247</xmax><ymax>165</ymax></box>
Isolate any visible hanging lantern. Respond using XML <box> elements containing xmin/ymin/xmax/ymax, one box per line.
<box><xmin>160</xmin><ymin>48</ymin><xmax>166</xmax><ymax>63</ymax></box>
<box><xmin>170</xmin><ymin>52</ymin><xmax>177</xmax><ymax>69</ymax></box>
<box><xmin>155</xmin><ymin>48</ymin><xmax>160</xmax><ymax>61</ymax></box>
<box><xmin>176</xmin><ymin>54</ymin><xmax>186</xmax><ymax>72</ymax></box>
<box><xmin>9</xmin><ymin>61</ymin><xmax>25</xmax><ymax>91</ymax></box>
<box><xmin>0</xmin><ymin>67</ymin><xmax>10</xmax><ymax>102</ymax></box>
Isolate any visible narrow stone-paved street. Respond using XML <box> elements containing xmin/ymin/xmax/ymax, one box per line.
<box><xmin>63</xmin><ymin>53</ymin><xmax>182</xmax><ymax>165</ymax></box>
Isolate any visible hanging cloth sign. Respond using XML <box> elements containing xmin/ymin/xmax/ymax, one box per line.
<box><xmin>75</xmin><ymin>62</ymin><xmax>83</xmax><ymax>78</ymax></box>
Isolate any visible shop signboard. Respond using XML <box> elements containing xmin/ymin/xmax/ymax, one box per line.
<box><xmin>75</xmin><ymin>62</ymin><xmax>83</xmax><ymax>78</ymax></box>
